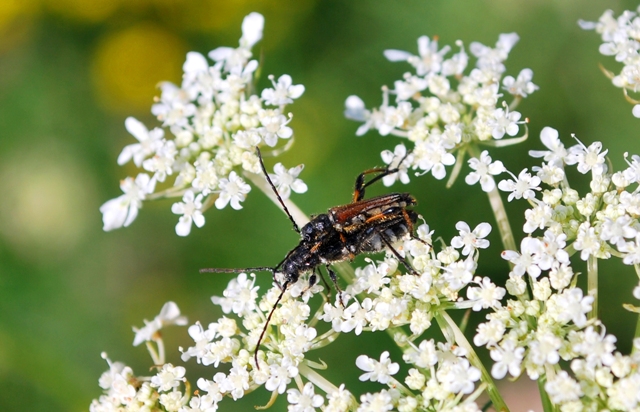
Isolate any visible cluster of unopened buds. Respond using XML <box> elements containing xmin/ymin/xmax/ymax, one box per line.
<box><xmin>93</xmin><ymin>5</ymin><xmax>640</xmax><ymax>412</ymax></box>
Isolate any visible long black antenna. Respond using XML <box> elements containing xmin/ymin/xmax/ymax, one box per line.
<box><xmin>254</xmin><ymin>280</ymin><xmax>290</xmax><ymax>369</ymax></box>
<box><xmin>199</xmin><ymin>267</ymin><xmax>274</xmax><ymax>274</ymax></box>
<box><xmin>256</xmin><ymin>147</ymin><xmax>301</xmax><ymax>233</ymax></box>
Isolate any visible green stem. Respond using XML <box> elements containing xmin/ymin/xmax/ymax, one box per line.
<box><xmin>298</xmin><ymin>362</ymin><xmax>340</xmax><ymax>396</ymax></box>
<box><xmin>587</xmin><ymin>255</ymin><xmax>598</xmax><ymax>321</ymax></box>
<box><xmin>537</xmin><ymin>376</ymin><xmax>554</xmax><ymax>412</ymax></box>
<box><xmin>436</xmin><ymin>311</ymin><xmax>509</xmax><ymax>412</ymax></box>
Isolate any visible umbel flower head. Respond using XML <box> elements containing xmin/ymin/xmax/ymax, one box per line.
<box><xmin>581</xmin><ymin>6</ymin><xmax>640</xmax><ymax>118</ymax></box>
<box><xmin>345</xmin><ymin>32</ymin><xmax>536</xmax><ymax>189</ymax></box>
<box><xmin>100</xmin><ymin>12</ymin><xmax>307</xmax><ymax>236</ymax></box>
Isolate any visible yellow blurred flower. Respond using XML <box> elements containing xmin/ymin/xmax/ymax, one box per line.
<box><xmin>91</xmin><ymin>23</ymin><xmax>186</xmax><ymax>113</ymax></box>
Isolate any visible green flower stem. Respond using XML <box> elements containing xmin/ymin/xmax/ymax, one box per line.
<box><xmin>435</xmin><ymin>311</ymin><xmax>509</xmax><ymax>412</ymax></box>
<box><xmin>588</xmin><ymin>255</ymin><xmax>598</xmax><ymax>321</ymax></box>
<box><xmin>145</xmin><ymin>340</ymin><xmax>161</xmax><ymax>366</ymax></box>
<box><xmin>634</xmin><ymin>314</ymin><xmax>640</xmax><ymax>356</ymax></box>
<box><xmin>467</xmin><ymin>145</ymin><xmax>516</xmax><ymax>253</ymax></box>
<box><xmin>537</xmin><ymin>376</ymin><xmax>554</xmax><ymax>412</ymax></box>
<box><xmin>298</xmin><ymin>362</ymin><xmax>340</xmax><ymax>396</ymax></box>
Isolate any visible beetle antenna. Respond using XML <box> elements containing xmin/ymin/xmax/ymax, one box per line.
<box><xmin>199</xmin><ymin>267</ymin><xmax>275</xmax><ymax>274</ymax></box>
<box><xmin>254</xmin><ymin>280</ymin><xmax>290</xmax><ymax>369</ymax></box>
<box><xmin>380</xmin><ymin>233</ymin><xmax>420</xmax><ymax>276</ymax></box>
<box><xmin>256</xmin><ymin>147</ymin><xmax>301</xmax><ymax>233</ymax></box>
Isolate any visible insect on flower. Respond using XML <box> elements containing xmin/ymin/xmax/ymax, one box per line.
<box><xmin>201</xmin><ymin>148</ymin><xmax>422</xmax><ymax>367</ymax></box>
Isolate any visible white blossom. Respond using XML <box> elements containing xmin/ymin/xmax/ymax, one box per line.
<box><xmin>215</xmin><ymin>171</ymin><xmax>251</xmax><ymax>210</ymax></box>
<box><xmin>268</xmin><ymin>163</ymin><xmax>308</xmax><ymax>200</ymax></box>
<box><xmin>172</xmin><ymin>190</ymin><xmax>205</xmax><ymax>236</ymax></box>
<box><xmin>286</xmin><ymin>382</ymin><xmax>323</xmax><ymax>412</ymax></box>
<box><xmin>261</xmin><ymin>74</ymin><xmax>305</xmax><ymax>106</ymax></box>
<box><xmin>465</xmin><ymin>150</ymin><xmax>505</xmax><ymax>192</ymax></box>
<box><xmin>100</xmin><ymin>173</ymin><xmax>155</xmax><ymax>231</ymax></box>
<box><xmin>356</xmin><ymin>351</ymin><xmax>399</xmax><ymax>384</ymax></box>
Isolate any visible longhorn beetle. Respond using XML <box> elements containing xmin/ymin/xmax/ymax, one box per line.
<box><xmin>201</xmin><ymin>148</ymin><xmax>420</xmax><ymax>368</ymax></box>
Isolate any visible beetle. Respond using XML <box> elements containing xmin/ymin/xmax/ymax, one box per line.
<box><xmin>201</xmin><ymin>148</ymin><xmax>419</xmax><ymax>367</ymax></box>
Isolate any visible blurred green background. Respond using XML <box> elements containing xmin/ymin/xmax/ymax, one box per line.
<box><xmin>2</xmin><ymin>0</ymin><xmax>640</xmax><ymax>410</ymax></box>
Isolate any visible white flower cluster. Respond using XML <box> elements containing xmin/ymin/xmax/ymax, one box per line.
<box><xmin>475</xmin><ymin>126</ymin><xmax>640</xmax><ymax>409</ymax></box>
<box><xmin>581</xmin><ymin>6</ymin><xmax>640</xmax><ymax>118</ymax></box>
<box><xmin>91</xmin><ymin>304</ymin><xmax>193</xmax><ymax>412</ymax></box>
<box><xmin>320</xmin><ymin>221</ymin><xmax>501</xmax><ymax>338</ymax></box>
<box><xmin>169</xmin><ymin>220</ymin><xmax>501</xmax><ymax>410</ymax></box>
<box><xmin>100</xmin><ymin>12</ymin><xmax>307</xmax><ymax>236</ymax></box>
<box><xmin>345</xmin><ymin>33</ymin><xmax>536</xmax><ymax>188</ymax></box>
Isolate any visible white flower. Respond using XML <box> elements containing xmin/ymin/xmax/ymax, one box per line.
<box><xmin>192</xmin><ymin>161</ymin><xmax>219</xmax><ymax>195</ymax></box>
<box><xmin>344</xmin><ymin>95</ymin><xmax>372</xmax><ymax>136</ymax></box>
<box><xmin>117</xmin><ymin>117</ymin><xmax>164</xmax><ymax>167</ymax></box>
<box><xmin>150</xmin><ymin>364</ymin><xmax>186</xmax><ymax>392</ymax></box>
<box><xmin>340</xmin><ymin>298</ymin><xmax>372</xmax><ymax>335</ymax></box>
<box><xmin>172</xmin><ymin>190</ymin><xmax>205</xmax><ymax>236</ymax></box>
<box><xmin>393</xmin><ymin>74</ymin><xmax>429</xmax><ymax>101</ymax></box>
<box><xmin>600</xmin><ymin>215</ymin><xmax>637</xmax><ymax>248</ymax></box>
<box><xmin>554</xmin><ymin>288</ymin><xmax>593</xmax><ymax>327</ymax></box>
<box><xmin>573</xmin><ymin>222</ymin><xmax>604</xmax><ymax>261</ymax></box>
<box><xmin>132</xmin><ymin>301</ymin><xmax>188</xmax><ymax>346</ymax></box>
<box><xmin>572</xmin><ymin>325</ymin><xmax>617</xmax><ymax>368</ymax></box>
<box><xmin>100</xmin><ymin>173</ymin><xmax>156</xmax><ymax>231</ymax></box>
<box><xmin>465</xmin><ymin>150</ymin><xmax>505</xmax><ymax>192</ymax></box>
<box><xmin>220</xmin><ymin>365</ymin><xmax>250</xmax><ymax>400</ymax></box>
<box><xmin>529</xmin><ymin>331</ymin><xmax>561</xmax><ymax>366</ymax></box>
<box><xmin>502</xmin><ymin>68</ymin><xmax>538</xmax><ymax>97</ymax></box>
<box><xmin>413</xmin><ymin>140</ymin><xmax>456</xmax><ymax>180</ymax></box>
<box><xmin>181</xmin><ymin>393</ymin><xmax>218</xmax><ymax>412</ymax></box>
<box><xmin>566</xmin><ymin>137</ymin><xmax>608</xmax><ymax>175</ymax></box>
<box><xmin>259</xmin><ymin>111</ymin><xmax>293</xmax><ymax>146</ymax></box>
<box><xmin>465</xmin><ymin>277</ymin><xmax>505</xmax><ymax>311</ymax></box>
<box><xmin>490</xmin><ymin>339</ymin><xmax>524</xmax><ymax>379</ymax></box>
<box><xmin>380</xmin><ymin>144</ymin><xmax>412</xmax><ymax>186</ymax></box>
<box><xmin>142</xmin><ymin>140</ymin><xmax>177</xmax><ymax>182</ymax></box>
<box><xmin>403</xmin><ymin>339</ymin><xmax>438</xmax><ymax>368</ymax></box>
<box><xmin>501</xmin><ymin>237</ymin><xmax>544</xmax><ymax>278</ymax></box>
<box><xmin>180</xmin><ymin>322</ymin><xmax>216</xmax><ymax>362</ymax></box>
<box><xmin>544</xmin><ymin>371</ymin><xmax>582</xmax><ymax>404</ymax></box>
<box><xmin>281</xmin><ymin>324</ymin><xmax>317</xmax><ymax>359</ymax></box>
<box><xmin>269</xmin><ymin>163</ymin><xmax>308</xmax><ymax>200</ymax></box>
<box><xmin>286</xmin><ymin>382</ymin><xmax>323</xmax><ymax>412</ymax></box>
<box><xmin>529</xmin><ymin>126</ymin><xmax>568</xmax><ymax>166</ymax></box>
<box><xmin>261</xmin><ymin>74</ymin><xmax>305</xmax><ymax>106</ymax></box>
<box><xmin>357</xmin><ymin>390</ymin><xmax>394</xmax><ymax>412</ymax></box>
<box><xmin>437</xmin><ymin>358</ymin><xmax>481</xmax><ymax>395</ymax></box>
<box><xmin>265</xmin><ymin>357</ymin><xmax>298</xmax><ymax>394</ymax></box>
<box><xmin>215</xmin><ymin>171</ymin><xmax>251</xmax><ymax>210</ymax></box>
<box><xmin>208</xmin><ymin>13</ymin><xmax>263</xmax><ymax>72</ymax></box>
<box><xmin>498</xmin><ymin>168</ymin><xmax>541</xmax><ymax>201</ymax></box>
<box><xmin>532</xmin><ymin>162</ymin><xmax>565</xmax><ymax>186</ymax></box>
<box><xmin>356</xmin><ymin>351</ymin><xmax>399</xmax><ymax>384</ymax></box>
<box><xmin>488</xmin><ymin>107</ymin><xmax>523</xmax><ymax>139</ymax></box>
<box><xmin>474</xmin><ymin>318</ymin><xmax>506</xmax><ymax>347</ymax></box>
<box><xmin>384</xmin><ymin>35</ymin><xmax>450</xmax><ymax>75</ymax></box>
<box><xmin>443</xmin><ymin>258</ymin><xmax>476</xmax><ymax>291</ymax></box>
<box><xmin>324</xmin><ymin>384</ymin><xmax>353</xmax><ymax>412</ymax></box>
<box><xmin>451</xmin><ymin>221</ymin><xmax>492</xmax><ymax>256</ymax></box>
<box><xmin>211</xmin><ymin>273</ymin><xmax>259</xmax><ymax>316</ymax></box>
